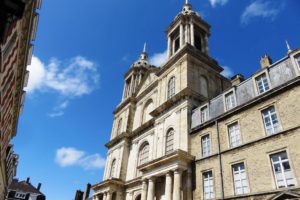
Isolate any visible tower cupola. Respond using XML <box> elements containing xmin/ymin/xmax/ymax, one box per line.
<box><xmin>182</xmin><ymin>0</ymin><xmax>193</xmax><ymax>15</ymax></box>
<box><xmin>122</xmin><ymin>43</ymin><xmax>151</xmax><ymax>100</ymax></box>
<box><xmin>166</xmin><ymin>0</ymin><xmax>211</xmax><ymax>58</ymax></box>
<box><xmin>132</xmin><ymin>43</ymin><xmax>150</xmax><ymax>68</ymax></box>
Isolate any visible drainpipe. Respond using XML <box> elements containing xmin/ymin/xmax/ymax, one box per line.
<box><xmin>216</xmin><ymin>120</ymin><xmax>224</xmax><ymax>199</ymax></box>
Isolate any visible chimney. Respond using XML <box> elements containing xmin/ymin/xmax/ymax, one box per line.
<box><xmin>231</xmin><ymin>74</ymin><xmax>245</xmax><ymax>86</ymax></box>
<box><xmin>260</xmin><ymin>54</ymin><xmax>273</xmax><ymax>68</ymax></box>
<box><xmin>83</xmin><ymin>183</ymin><xmax>91</xmax><ymax>200</ymax></box>
<box><xmin>37</xmin><ymin>183</ymin><xmax>42</xmax><ymax>191</ymax></box>
<box><xmin>26</xmin><ymin>177</ymin><xmax>30</xmax><ymax>183</ymax></box>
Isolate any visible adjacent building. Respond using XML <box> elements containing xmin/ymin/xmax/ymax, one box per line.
<box><xmin>92</xmin><ymin>1</ymin><xmax>300</xmax><ymax>200</ymax></box>
<box><xmin>0</xmin><ymin>0</ymin><xmax>41</xmax><ymax>199</ymax></box>
<box><xmin>6</xmin><ymin>178</ymin><xmax>45</xmax><ymax>200</ymax></box>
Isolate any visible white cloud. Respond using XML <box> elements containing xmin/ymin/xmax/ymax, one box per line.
<box><xmin>209</xmin><ymin>0</ymin><xmax>228</xmax><ymax>7</ymax></box>
<box><xmin>149</xmin><ymin>50</ymin><xmax>168</xmax><ymax>67</ymax></box>
<box><xmin>26</xmin><ymin>55</ymin><xmax>99</xmax><ymax>97</ymax></box>
<box><xmin>55</xmin><ymin>147</ymin><xmax>106</xmax><ymax>170</ymax></box>
<box><xmin>241</xmin><ymin>1</ymin><xmax>282</xmax><ymax>25</ymax></box>
<box><xmin>221</xmin><ymin>66</ymin><xmax>234</xmax><ymax>78</ymax></box>
<box><xmin>26</xmin><ymin>55</ymin><xmax>100</xmax><ymax>117</ymax></box>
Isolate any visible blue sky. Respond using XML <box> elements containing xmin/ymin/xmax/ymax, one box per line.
<box><xmin>12</xmin><ymin>0</ymin><xmax>300</xmax><ymax>199</ymax></box>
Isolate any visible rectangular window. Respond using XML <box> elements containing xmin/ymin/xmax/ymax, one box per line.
<box><xmin>228</xmin><ymin>122</ymin><xmax>241</xmax><ymax>148</ymax></box>
<box><xmin>225</xmin><ymin>91</ymin><xmax>236</xmax><ymax>110</ymax></box>
<box><xmin>202</xmin><ymin>135</ymin><xmax>211</xmax><ymax>157</ymax></box>
<box><xmin>255</xmin><ymin>73</ymin><xmax>270</xmax><ymax>94</ymax></box>
<box><xmin>262</xmin><ymin>106</ymin><xmax>281</xmax><ymax>135</ymax></box>
<box><xmin>270</xmin><ymin>151</ymin><xmax>295</xmax><ymax>188</ymax></box>
<box><xmin>201</xmin><ymin>106</ymin><xmax>209</xmax><ymax>123</ymax></box>
<box><xmin>232</xmin><ymin>163</ymin><xmax>249</xmax><ymax>195</ymax></box>
<box><xmin>203</xmin><ymin>171</ymin><xmax>214</xmax><ymax>199</ymax></box>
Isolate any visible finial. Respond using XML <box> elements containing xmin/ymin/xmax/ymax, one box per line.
<box><xmin>143</xmin><ymin>42</ymin><xmax>147</xmax><ymax>53</ymax></box>
<box><xmin>185</xmin><ymin>0</ymin><xmax>189</xmax><ymax>4</ymax></box>
<box><xmin>285</xmin><ymin>40</ymin><xmax>292</xmax><ymax>54</ymax></box>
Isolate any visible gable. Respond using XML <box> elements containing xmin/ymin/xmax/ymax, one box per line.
<box><xmin>270</xmin><ymin>191</ymin><xmax>300</xmax><ymax>200</ymax></box>
<box><xmin>135</xmin><ymin>71</ymin><xmax>158</xmax><ymax>97</ymax></box>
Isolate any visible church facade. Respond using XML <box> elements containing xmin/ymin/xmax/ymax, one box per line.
<box><xmin>92</xmin><ymin>2</ymin><xmax>300</xmax><ymax>200</ymax></box>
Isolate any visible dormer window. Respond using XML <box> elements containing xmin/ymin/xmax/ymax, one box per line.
<box><xmin>255</xmin><ymin>73</ymin><xmax>270</xmax><ymax>94</ymax></box>
<box><xmin>296</xmin><ymin>55</ymin><xmax>300</xmax><ymax>69</ymax></box>
<box><xmin>15</xmin><ymin>192</ymin><xmax>26</xmax><ymax>199</ymax></box>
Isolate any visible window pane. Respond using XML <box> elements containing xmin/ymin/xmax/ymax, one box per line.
<box><xmin>270</xmin><ymin>151</ymin><xmax>295</xmax><ymax>188</ymax></box>
<box><xmin>203</xmin><ymin>171</ymin><xmax>214</xmax><ymax>199</ymax></box>
<box><xmin>262</xmin><ymin>106</ymin><xmax>280</xmax><ymax>135</ymax></box>
<box><xmin>167</xmin><ymin>77</ymin><xmax>175</xmax><ymax>99</ymax></box>
<box><xmin>202</xmin><ymin>135</ymin><xmax>211</xmax><ymax>157</ymax></box>
<box><xmin>256</xmin><ymin>74</ymin><xmax>270</xmax><ymax>94</ymax></box>
<box><xmin>232</xmin><ymin>163</ymin><xmax>249</xmax><ymax>195</ymax></box>
<box><xmin>166</xmin><ymin>129</ymin><xmax>174</xmax><ymax>154</ymax></box>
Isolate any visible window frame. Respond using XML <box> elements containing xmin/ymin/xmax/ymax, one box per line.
<box><xmin>227</xmin><ymin>121</ymin><xmax>242</xmax><ymax>148</ymax></box>
<box><xmin>269</xmin><ymin>150</ymin><xmax>296</xmax><ymax>189</ymax></box>
<box><xmin>167</xmin><ymin>76</ymin><xmax>176</xmax><ymax>100</ymax></box>
<box><xmin>116</xmin><ymin>118</ymin><xmax>123</xmax><ymax>135</ymax></box>
<box><xmin>139</xmin><ymin>142</ymin><xmax>150</xmax><ymax>165</ymax></box>
<box><xmin>15</xmin><ymin>192</ymin><xmax>26</xmax><ymax>199</ymax></box>
<box><xmin>261</xmin><ymin>105</ymin><xmax>281</xmax><ymax>136</ymax></box>
<box><xmin>202</xmin><ymin>170</ymin><xmax>215</xmax><ymax>199</ymax></box>
<box><xmin>201</xmin><ymin>134</ymin><xmax>211</xmax><ymax>157</ymax></box>
<box><xmin>253</xmin><ymin>71</ymin><xmax>271</xmax><ymax>95</ymax></box>
<box><xmin>200</xmin><ymin>104</ymin><xmax>209</xmax><ymax>124</ymax></box>
<box><xmin>232</xmin><ymin>162</ymin><xmax>250</xmax><ymax>195</ymax></box>
<box><xmin>110</xmin><ymin>159</ymin><xmax>116</xmax><ymax>178</ymax></box>
<box><xmin>165</xmin><ymin>128</ymin><xmax>175</xmax><ymax>155</ymax></box>
<box><xmin>223</xmin><ymin>89</ymin><xmax>237</xmax><ymax>111</ymax></box>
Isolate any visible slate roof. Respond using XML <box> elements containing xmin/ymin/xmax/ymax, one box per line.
<box><xmin>9</xmin><ymin>179</ymin><xmax>44</xmax><ymax>195</ymax></box>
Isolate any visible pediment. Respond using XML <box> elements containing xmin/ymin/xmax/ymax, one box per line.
<box><xmin>270</xmin><ymin>191</ymin><xmax>300</xmax><ymax>200</ymax></box>
<box><xmin>135</xmin><ymin>71</ymin><xmax>158</xmax><ymax>97</ymax></box>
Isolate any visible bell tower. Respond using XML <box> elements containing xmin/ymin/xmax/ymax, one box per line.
<box><xmin>122</xmin><ymin>43</ymin><xmax>151</xmax><ymax>100</ymax></box>
<box><xmin>166</xmin><ymin>0</ymin><xmax>210</xmax><ymax>58</ymax></box>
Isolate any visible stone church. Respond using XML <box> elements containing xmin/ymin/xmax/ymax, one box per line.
<box><xmin>92</xmin><ymin>1</ymin><xmax>300</xmax><ymax>200</ymax></box>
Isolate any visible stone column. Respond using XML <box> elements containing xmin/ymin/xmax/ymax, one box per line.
<box><xmin>180</xmin><ymin>24</ymin><xmax>184</xmax><ymax>47</ymax></box>
<box><xmin>103</xmin><ymin>193</ymin><xmax>107</xmax><ymax>200</ymax></box>
<box><xmin>141</xmin><ymin>180</ymin><xmax>148</xmax><ymax>200</ymax></box>
<box><xmin>126</xmin><ymin>192</ymin><xmax>133</xmax><ymax>200</ymax></box>
<box><xmin>205</xmin><ymin>34</ymin><xmax>209</xmax><ymax>55</ymax></box>
<box><xmin>173</xmin><ymin>170</ymin><xmax>182</xmax><ymax>200</ymax></box>
<box><xmin>106</xmin><ymin>192</ymin><xmax>112</xmax><ymax>200</ymax></box>
<box><xmin>167</xmin><ymin>36</ymin><xmax>172</xmax><ymax>58</ymax></box>
<box><xmin>185</xmin><ymin>24</ymin><xmax>189</xmax><ymax>44</ymax></box>
<box><xmin>187</xmin><ymin>170</ymin><xmax>192</xmax><ymax>200</ymax></box>
<box><xmin>190</xmin><ymin>22</ymin><xmax>195</xmax><ymax>46</ymax></box>
<box><xmin>147</xmin><ymin>177</ymin><xmax>155</xmax><ymax>200</ymax></box>
<box><xmin>165</xmin><ymin>172</ymin><xmax>173</xmax><ymax>200</ymax></box>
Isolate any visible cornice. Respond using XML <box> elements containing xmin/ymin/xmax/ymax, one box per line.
<box><xmin>150</xmin><ymin>87</ymin><xmax>206</xmax><ymax>118</ymax></box>
<box><xmin>156</xmin><ymin>44</ymin><xmax>222</xmax><ymax>77</ymax></box>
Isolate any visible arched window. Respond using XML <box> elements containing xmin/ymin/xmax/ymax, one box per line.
<box><xmin>200</xmin><ymin>76</ymin><xmax>208</xmax><ymax>98</ymax></box>
<box><xmin>143</xmin><ymin>99</ymin><xmax>154</xmax><ymax>123</ymax></box>
<box><xmin>139</xmin><ymin>142</ymin><xmax>150</xmax><ymax>165</ymax></box>
<box><xmin>135</xmin><ymin>194</ymin><xmax>141</xmax><ymax>200</ymax></box>
<box><xmin>116</xmin><ymin>118</ymin><xmax>122</xmax><ymax>135</ymax></box>
<box><xmin>165</xmin><ymin>129</ymin><xmax>174</xmax><ymax>154</ymax></box>
<box><xmin>110</xmin><ymin>159</ymin><xmax>116</xmax><ymax>178</ymax></box>
<box><xmin>167</xmin><ymin>76</ymin><xmax>176</xmax><ymax>99</ymax></box>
